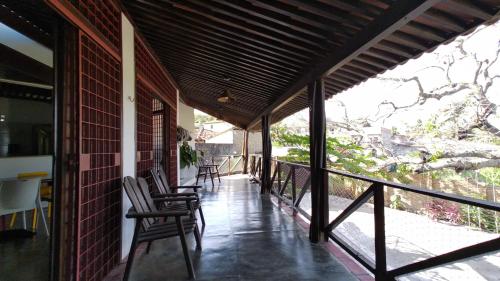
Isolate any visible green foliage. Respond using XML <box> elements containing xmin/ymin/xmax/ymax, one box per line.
<box><xmin>390</xmin><ymin>194</ymin><xmax>405</xmax><ymax>210</ymax></box>
<box><xmin>392</xmin><ymin>164</ymin><xmax>413</xmax><ymax>184</ymax></box>
<box><xmin>460</xmin><ymin>194</ymin><xmax>498</xmax><ymax>233</ymax></box>
<box><xmin>194</xmin><ymin>114</ymin><xmax>217</xmax><ymax>125</ymax></box>
<box><xmin>273</xmin><ymin>129</ymin><xmax>377</xmax><ymax>176</ymax></box>
<box><xmin>478</xmin><ymin>168</ymin><xmax>500</xmax><ymax>186</ymax></box>
<box><xmin>428</xmin><ymin>150</ymin><xmax>443</xmax><ymax>163</ymax></box>
<box><xmin>179</xmin><ymin>142</ymin><xmax>197</xmax><ymax>168</ymax></box>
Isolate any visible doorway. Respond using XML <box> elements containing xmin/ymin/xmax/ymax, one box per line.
<box><xmin>0</xmin><ymin>2</ymin><xmax>72</xmax><ymax>281</ymax></box>
<box><xmin>152</xmin><ymin>97</ymin><xmax>167</xmax><ymax>174</ymax></box>
<box><xmin>0</xmin><ymin>3</ymin><xmax>54</xmax><ymax>281</ymax></box>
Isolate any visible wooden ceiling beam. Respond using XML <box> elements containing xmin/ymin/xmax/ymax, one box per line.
<box><xmin>247</xmin><ymin>0</ymin><xmax>440</xmax><ymax>129</ymax></box>
<box><xmin>162</xmin><ymin>56</ymin><xmax>289</xmax><ymax>92</ymax></box>
<box><xmin>142</xmin><ymin>32</ymin><xmax>299</xmax><ymax>80</ymax></box>
<box><xmin>165</xmin><ymin>62</ymin><xmax>279</xmax><ymax>96</ymax></box>
<box><xmin>402</xmin><ymin>22</ymin><xmax>448</xmax><ymax>42</ymax></box>
<box><xmin>151</xmin><ymin>0</ymin><xmax>321</xmax><ymax>56</ymax></box>
<box><xmin>364</xmin><ymin>48</ymin><xmax>402</xmax><ymax>64</ymax></box>
<box><xmin>175</xmin><ymin>75</ymin><xmax>274</xmax><ymax>101</ymax></box>
<box><xmin>132</xmin><ymin>16</ymin><xmax>304</xmax><ymax>70</ymax></box>
<box><xmin>372</xmin><ymin>40</ymin><xmax>416</xmax><ymax>58</ymax></box>
<box><xmin>130</xmin><ymin>1</ymin><xmax>311</xmax><ymax>61</ymax></box>
<box><xmin>151</xmin><ymin>42</ymin><xmax>294</xmax><ymax>88</ymax></box>
<box><xmin>335</xmin><ymin>69</ymin><xmax>367</xmax><ymax>82</ymax></box>
<box><xmin>316</xmin><ymin>0</ymin><xmax>382</xmax><ymax>19</ymax></box>
<box><xmin>420</xmin><ymin>9</ymin><xmax>466</xmax><ymax>33</ymax></box>
<box><xmin>339</xmin><ymin>65</ymin><xmax>373</xmax><ymax>79</ymax></box>
<box><xmin>213</xmin><ymin>0</ymin><xmax>329</xmax><ymax>39</ymax></box>
<box><xmin>140</xmin><ymin>29</ymin><xmax>301</xmax><ymax>74</ymax></box>
<box><xmin>441</xmin><ymin>0</ymin><xmax>494</xmax><ymax>21</ymax></box>
<box><xmin>182</xmin><ymin>95</ymin><xmax>247</xmax><ymax>128</ymax></box>
<box><xmin>388</xmin><ymin>31</ymin><xmax>431</xmax><ymax>50</ymax></box>
<box><xmin>181</xmin><ymin>0</ymin><xmax>329</xmax><ymax>46</ymax></box>
<box><xmin>278</xmin><ymin>0</ymin><xmax>368</xmax><ymax>30</ymax></box>
<box><xmin>247</xmin><ymin>0</ymin><xmax>356</xmax><ymax>35</ymax></box>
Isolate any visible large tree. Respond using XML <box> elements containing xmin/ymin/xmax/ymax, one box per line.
<box><xmin>328</xmin><ymin>23</ymin><xmax>500</xmax><ymax>174</ymax></box>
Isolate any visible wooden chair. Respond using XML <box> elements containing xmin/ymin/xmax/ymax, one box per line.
<box><xmin>195</xmin><ymin>156</ymin><xmax>220</xmax><ymax>186</ymax></box>
<box><xmin>150</xmin><ymin>169</ymin><xmax>206</xmax><ymax>226</ymax></box>
<box><xmin>158</xmin><ymin>166</ymin><xmax>205</xmax><ymax>194</ymax></box>
<box><xmin>122</xmin><ymin>176</ymin><xmax>202</xmax><ymax>280</ymax></box>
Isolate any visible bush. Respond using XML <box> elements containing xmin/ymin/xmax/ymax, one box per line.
<box><xmin>425</xmin><ymin>199</ymin><xmax>461</xmax><ymax>224</ymax></box>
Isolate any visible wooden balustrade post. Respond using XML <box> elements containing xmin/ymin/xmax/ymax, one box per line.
<box><xmin>261</xmin><ymin>115</ymin><xmax>272</xmax><ymax>194</ymax></box>
<box><xmin>277</xmin><ymin>162</ymin><xmax>281</xmax><ymax>191</ymax></box>
<box><xmin>308</xmin><ymin>78</ymin><xmax>328</xmax><ymax>242</ymax></box>
<box><xmin>228</xmin><ymin>156</ymin><xmax>232</xmax><ymax>175</ymax></box>
<box><xmin>242</xmin><ymin>130</ymin><xmax>249</xmax><ymax>174</ymax></box>
<box><xmin>292</xmin><ymin>166</ymin><xmax>297</xmax><ymax>216</ymax></box>
<box><xmin>374</xmin><ymin>183</ymin><xmax>387</xmax><ymax>280</ymax></box>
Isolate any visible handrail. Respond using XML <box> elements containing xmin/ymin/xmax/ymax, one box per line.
<box><xmin>322</xmin><ymin>166</ymin><xmax>500</xmax><ymax>280</ymax></box>
<box><xmin>323</xmin><ymin>167</ymin><xmax>500</xmax><ymax>212</ymax></box>
<box><xmin>251</xmin><ymin>156</ymin><xmax>500</xmax><ymax>280</ymax></box>
<box><xmin>271</xmin><ymin>159</ymin><xmax>309</xmax><ymax>169</ymax></box>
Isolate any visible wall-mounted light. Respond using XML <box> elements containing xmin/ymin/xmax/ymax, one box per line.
<box><xmin>0</xmin><ymin>115</ymin><xmax>5</xmax><ymax>122</ymax></box>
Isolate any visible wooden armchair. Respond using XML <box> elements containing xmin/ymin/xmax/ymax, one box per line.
<box><xmin>195</xmin><ymin>156</ymin><xmax>221</xmax><ymax>186</ymax></box>
<box><xmin>122</xmin><ymin>176</ymin><xmax>202</xmax><ymax>280</ymax></box>
<box><xmin>152</xmin><ymin>168</ymin><xmax>206</xmax><ymax>226</ymax></box>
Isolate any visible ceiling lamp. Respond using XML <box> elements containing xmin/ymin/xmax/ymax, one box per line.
<box><xmin>217</xmin><ymin>89</ymin><xmax>235</xmax><ymax>103</ymax></box>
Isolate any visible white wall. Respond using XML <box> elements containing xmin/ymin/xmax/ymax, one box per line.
<box><xmin>178</xmin><ymin>101</ymin><xmax>195</xmax><ymax>133</ymax></box>
<box><xmin>177</xmin><ymin>100</ymin><xmax>198</xmax><ymax>184</ymax></box>
<box><xmin>0</xmin><ymin>155</ymin><xmax>52</xmax><ymax>178</ymax></box>
<box><xmin>120</xmin><ymin>14</ymin><xmax>136</xmax><ymax>260</ymax></box>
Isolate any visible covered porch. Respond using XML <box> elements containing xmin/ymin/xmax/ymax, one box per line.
<box><xmin>105</xmin><ymin>174</ymin><xmax>363</xmax><ymax>281</ymax></box>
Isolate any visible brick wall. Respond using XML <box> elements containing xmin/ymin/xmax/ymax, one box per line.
<box><xmin>79</xmin><ymin>32</ymin><xmax>121</xmax><ymax>281</ymax></box>
<box><xmin>135</xmin><ymin>80</ymin><xmax>153</xmax><ymax>182</ymax></box>
<box><xmin>135</xmin><ymin>36</ymin><xmax>177</xmax><ymax>186</ymax></box>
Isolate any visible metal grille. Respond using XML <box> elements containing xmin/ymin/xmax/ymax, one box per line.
<box><xmin>79</xmin><ymin>33</ymin><xmax>121</xmax><ymax>281</ymax></box>
<box><xmin>136</xmin><ymin>81</ymin><xmax>153</xmax><ymax>182</ymax></box>
<box><xmin>69</xmin><ymin>0</ymin><xmax>121</xmax><ymax>50</ymax></box>
<box><xmin>152</xmin><ymin>98</ymin><xmax>165</xmax><ymax>173</ymax></box>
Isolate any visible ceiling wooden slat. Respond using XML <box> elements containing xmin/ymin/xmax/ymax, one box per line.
<box><xmin>123</xmin><ymin>0</ymin><xmax>500</xmax><ymax>129</ymax></box>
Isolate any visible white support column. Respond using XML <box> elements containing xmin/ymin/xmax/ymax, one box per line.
<box><xmin>120</xmin><ymin>13</ymin><xmax>136</xmax><ymax>259</ymax></box>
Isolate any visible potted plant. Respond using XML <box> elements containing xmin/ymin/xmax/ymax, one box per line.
<box><xmin>179</xmin><ymin>141</ymin><xmax>197</xmax><ymax>168</ymax></box>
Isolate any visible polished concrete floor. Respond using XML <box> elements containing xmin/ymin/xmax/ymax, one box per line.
<box><xmin>114</xmin><ymin>175</ymin><xmax>358</xmax><ymax>281</ymax></box>
<box><xmin>0</xmin><ymin>211</ymin><xmax>50</xmax><ymax>281</ymax></box>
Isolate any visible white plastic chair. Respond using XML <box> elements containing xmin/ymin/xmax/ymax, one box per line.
<box><xmin>0</xmin><ymin>178</ymin><xmax>49</xmax><ymax>236</ymax></box>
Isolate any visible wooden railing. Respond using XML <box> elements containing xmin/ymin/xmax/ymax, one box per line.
<box><xmin>270</xmin><ymin>159</ymin><xmax>311</xmax><ymax>219</ymax></box>
<box><xmin>249</xmin><ymin>154</ymin><xmax>262</xmax><ymax>182</ymax></box>
<box><xmin>210</xmin><ymin>154</ymin><xmax>244</xmax><ymax>176</ymax></box>
<box><xmin>249</xmin><ymin>156</ymin><xmax>311</xmax><ymax>218</ymax></box>
<box><xmin>323</xmin><ymin>168</ymin><xmax>500</xmax><ymax>281</ymax></box>
<box><xmin>249</xmin><ymin>155</ymin><xmax>500</xmax><ymax>280</ymax></box>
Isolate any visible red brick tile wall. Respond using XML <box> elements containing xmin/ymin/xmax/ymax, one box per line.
<box><xmin>169</xmin><ymin>107</ymin><xmax>178</xmax><ymax>185</ymax></box>
<box><xmin>135</xmin><ymin>36</ymin><xmax>178</xmax><ymax>186</ymax></box>
<box><xmin>135</xmin><ymin>81</ymin><xmax>153</xmax><ymax>182</ymax></box>
<box><xmin>69</xmin><ymin>0</ymin><xmax>121</xmax><ymax>50</ymax></box>
<box><xmin>79</xmin><ymin>32</ymin><xmax>121</xmax><ymax>281</ymax></box>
